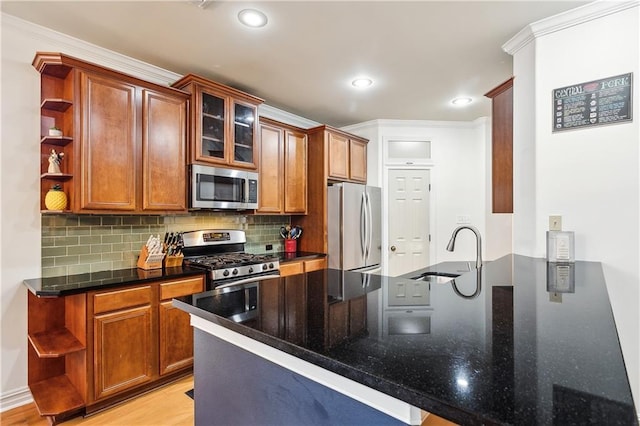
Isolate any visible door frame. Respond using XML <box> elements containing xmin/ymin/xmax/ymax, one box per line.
<box><xmin>382</xmin><ymin>164</ymin><xmax>437</xmax><ymax>277</ymax></box>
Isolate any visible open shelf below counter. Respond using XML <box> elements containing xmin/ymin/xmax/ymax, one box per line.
<box><xmin>29</xmin><ymin>375</ymin><xmax>84</xmax><ymax>416</ymax></box>
<box><xmin>28</xmin><ymin>328</ymin><xmax>85</xmax><ymax>358</ymax></box>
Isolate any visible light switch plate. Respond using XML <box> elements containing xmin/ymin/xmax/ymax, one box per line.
<box><xmin>456</xmin><ymin>215</ymin><xmax>471</xmax><ymax>224</ymax></box>
<box><xmin>549</xmin><ymin>215</ymin><xmax>562</xmax><ymax>231</ymax></box>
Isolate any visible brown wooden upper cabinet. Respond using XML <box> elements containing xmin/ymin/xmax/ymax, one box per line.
<box><xmin>257</xmin><ymin>117</ymin><xmax>308</xmax><ymax>214</ymax></box>
<box><xmin>297</xmin><ymin>126</ymin><xmax>369</xmax><ymax>254</ymax></box>
<box><xmin>33</xmin><ymin>52</ymin><xmax>189</xmax><ymax>214</ymax></box>
<box><xmin>326</xmin><ymin>129</ymin><xmax>367</xmax><ymax>183</ymax></box>
<box><xmin>485</xmin><ymin>77</ymin><xmax>514</xmax><ymax>214</ymax></box>
<box><xmin>171</xmin><ymin>74</ymin><xmax>264</xmax><ymax>170</ymax></box>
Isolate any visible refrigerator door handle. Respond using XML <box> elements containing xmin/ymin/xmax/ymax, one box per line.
<box><xmin>360</xmin><ymin>192</ymin><xmax>367</xmax><ymax>259</ymax></box>
<box><xmin>366</xmin><ymin>191</ymin><xmax>373</xmax><ymax>261</ymax></box>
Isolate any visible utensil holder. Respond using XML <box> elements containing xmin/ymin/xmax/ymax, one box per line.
<box><xmin>137</xmin><ymin>244</ymin><xmax>164</xmax><ymax>270</ymax></box>
<box><xmin>284</xmin><ymin>239</ymin><xmax>297</xmax><ymax>253</ymax></box>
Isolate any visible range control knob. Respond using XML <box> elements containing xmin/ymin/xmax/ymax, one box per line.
<box><xmin>262</xmin><ymin>264</ymin><xmax>268</xmax><ymax>271</ymax></box>
<box><xmin>232</xmin><ymin>268</ymin><xmax>239</xmax><ymax>275</ymax></box>
<box><xmin>248</xmin><ymin>267</ymin><xmax>254</xmax><ymax>273</ymax></box>
<box><xmin>269</xmin><ymin>263</ymin><xmax>274</xmax><ymax>269</ymax></box>
<box><xmin>223</xmin><ymin>270</ymin><xmax>230</xmax><ymax>277</ymax></box>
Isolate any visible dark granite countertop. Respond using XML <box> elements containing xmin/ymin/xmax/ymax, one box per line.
<box><xmin>255</xmin><ymin>251</ymin><xmax>326</xmax><ymax>263</ymax></box>
<box><xmin>174</xmin><ymin>254</ymin><xmax>637</xmax><ymax>425</ymax></box>
<box><xmin>24</xmin><ymin>266</ymin><xmax>206</xmax><ymax>297</ymax></box>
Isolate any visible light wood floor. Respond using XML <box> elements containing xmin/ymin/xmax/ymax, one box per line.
<box><xmin>2</xmin><ymin>375</ymin><xmax>456</xmax><ymax>425</ymax></box>
<box><xmin>1</xmin><ymin>376</ymin><xmax>194</xmax><ymax>426</ymax></box>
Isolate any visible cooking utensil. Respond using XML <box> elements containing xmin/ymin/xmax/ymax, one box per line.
<box><xmin>280</xmin><ymin>227</ymin><xmax>288</xmax><ymax>239</ymax></box>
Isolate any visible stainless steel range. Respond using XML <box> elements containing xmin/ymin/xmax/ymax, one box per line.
<box><xmin>182</xmin><ymin>229</ymin><xmax>280</xmax><ymax>289</ymax></box>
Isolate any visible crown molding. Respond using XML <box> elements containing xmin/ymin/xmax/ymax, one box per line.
<box><xmin>258</xmin><ymin>105</ymin><xmax>320</xmax><ymax>129</ymax></box>
<box><xmin>503</xmin><ymin>1</ymin><xmax>639</xmax><ymax>55</ymax></box>
<box><xmin>2</xmin><ymin>13</ymin><xmax>182</xmax><ymax>86</ymax></box>
<box><xmin>3</xmin><ymin>12</ymin><xmax>319</xmax><ymax>126</ymax></box>
<box><xmin>343</xmin><ymin>118</ymin><xmax>489</xmax><ymax>133</ymax></box>
<box><xmin>340</xmin><ymin>119</ymin><xmax>380</xmax><ymax>133</ymax></box>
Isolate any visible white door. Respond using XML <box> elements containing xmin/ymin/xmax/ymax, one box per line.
<box><xmin>387</xmin><ymin>169</ymin><xmax>430</xmax><ymax>276</ymax></box>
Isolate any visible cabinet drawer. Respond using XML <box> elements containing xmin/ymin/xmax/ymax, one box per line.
<box><xmin>93</xmin><ymin>286</ymin><xmax>152</xmax><ymax>314</ymax></box>
<box><xmin>159</xmin><ymin>276</ymin><xmax>205</xmax><ymax>301</ymax></box>
<box><xmin>280</xmin><ymin>262</ymin><xmax>304</xmax><ymax>277</ymax></box>
<box><xmin>304</xmin><ymin>258</ymin><xmax>326</xmax><ymax>272</ymax></box>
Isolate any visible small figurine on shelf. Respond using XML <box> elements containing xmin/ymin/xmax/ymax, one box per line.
<box><xmin>47</xmin><ymin>149</ymin><xmax>64</xmax><ymax>174</ymax></box>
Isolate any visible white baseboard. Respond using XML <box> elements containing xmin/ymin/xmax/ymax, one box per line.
<box><xmin>0</xmin><ymin>386</ymin><xmax>33</xmax><ymax>413</ymax></box>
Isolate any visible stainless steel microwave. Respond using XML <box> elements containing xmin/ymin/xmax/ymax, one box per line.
<box><xmin>190</xmin><ymin>164</ymin><xmax>258</xmax><ymax>210</ymax></box>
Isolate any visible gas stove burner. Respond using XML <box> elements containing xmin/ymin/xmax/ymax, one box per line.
<box><xmin>185</xmin><ymin>253</ymin><xmax>278</xmax><ymax>269</ymax></box>
<box><xmin>181</xmin><ymin>229</ymin><xmax>280</xmax><ymax>288</ymax></box>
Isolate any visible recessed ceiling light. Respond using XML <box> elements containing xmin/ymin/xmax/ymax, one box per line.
<box><xmin>451</xmin><ymin>97</ymin><xmax>473</xmax><ymax>106</ymax></box>
<box><xmin>352</xmin><ymin>78</ymin><xmax>373</xmax><ymax>88</ymax></box>
<box><xmin>238</xmin><ymin>9</ymin><xmax>268</xmax><ymax>28</ymax></box>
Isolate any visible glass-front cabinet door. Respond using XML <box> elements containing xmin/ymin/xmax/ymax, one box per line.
<box><xmin>171</xmin><ymin>74</ymin><xmax>263</xmax><ymax>169</ymax></box>
<box><xmin>201</xmin><ymin>91</ymin><xmax>226</xmax><ymax>161</ymax></box>
<box><xmin>233</xmin><ymin>102</ymin><xmax>257</xmax><ymax>166</ymax></box>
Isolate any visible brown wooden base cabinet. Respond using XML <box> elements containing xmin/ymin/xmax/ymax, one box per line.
<box><xmin>279</xmin><ymin>257</ymin><xmax>327</xmax><ymax>277</ymax></box>
<box><xmin>27</xmin><ymin>274</ymin><xmax>204</xmax><ymax>424</ymax></box>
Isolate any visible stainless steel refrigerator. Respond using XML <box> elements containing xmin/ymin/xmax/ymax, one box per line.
<box><xmin>327</xmin><ymin>183</ymin><xmax>382</xmax><ymax>273</ymax></box>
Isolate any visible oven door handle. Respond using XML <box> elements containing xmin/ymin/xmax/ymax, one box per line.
<box><xmin>213</xmin><ymin>273</ymin><xmax>281</xmax><ymax>291</ymax></box>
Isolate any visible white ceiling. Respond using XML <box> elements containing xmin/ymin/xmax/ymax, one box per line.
<box><xmin>2</xmin><ymin>1</ymin><xmax>590</xmax><ymax>127</ymax></box>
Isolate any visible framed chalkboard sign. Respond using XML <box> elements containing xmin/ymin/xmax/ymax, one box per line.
<box><xmin>552</xmin><ymin>73</ymin><xmax>633</xmax><ymax>132</ymax></box>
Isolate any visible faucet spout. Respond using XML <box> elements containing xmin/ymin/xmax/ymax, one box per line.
<box><xmin>446</xmin><ymin>225</ymin><xmax>483</xmax><ymax>269</ymax></box>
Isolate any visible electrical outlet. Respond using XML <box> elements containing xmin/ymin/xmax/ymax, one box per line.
<box><xmin>549</xmin><ymin>292</ymin><xmax>563</xmax><ymax>303</ymax></box>
<box><xmin>549</xmin><ymin>215</ymin><xmax>562</xmax><ymax>231</ymax></box>
<box><xmin>265</xmin><ymin>244</ymin><xmax>273</xmax><ymax>251</ymax></box>
<box><xmin>456</xmin><ymin>215</ymin><xmax>471</xmax><ymax>224</ymax></box>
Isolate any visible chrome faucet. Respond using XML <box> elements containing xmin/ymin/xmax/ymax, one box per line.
<box><xmin>446</xmin><ymin>225</ymin><xmax>483</xmax><ymax>269</ymax></box>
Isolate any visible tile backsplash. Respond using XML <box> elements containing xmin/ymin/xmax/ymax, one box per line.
<box><xmin>41</xmin><ymin>212</ymin><xmax>290</xmax><ymax>277</ymax></box>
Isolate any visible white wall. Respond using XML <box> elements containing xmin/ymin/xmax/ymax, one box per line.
<box><xmin>0</xmin><ymin>13</ymin><xmax>314</xmax><ymax>410</ymax></box>
<box><xmin>0</xmin><ymin>13</ymin><xmax>187</xmax><ymax>410</ymax></box>
<box><xmin>343</xmin><ymin>119</ymin><xmax>507</xmax><ymax>269</ymax></box>
<box><xmin>507</xmin><ymin>1</ymin><xmax>640</xmax><ymax>410</ymax></box>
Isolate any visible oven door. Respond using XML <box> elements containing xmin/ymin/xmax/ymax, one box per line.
<box><xmin>210</xmin><ymin>272</ymin><xmax>280</xmax><ymax>291</ymax></box>
<box><xmin>191</xmin><ymin>165</ymin><xmax>258</xmax><ymax>210</ymax></box>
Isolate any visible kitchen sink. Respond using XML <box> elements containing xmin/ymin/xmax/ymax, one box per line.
<box><xmin>412</xmin><ymin>271</ymin><xmax>461</xmax><ymax>284</ymax></box>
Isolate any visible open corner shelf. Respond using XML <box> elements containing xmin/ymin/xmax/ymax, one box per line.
<box><xmin>41</xmin><ymin>98</ymin><xmax>73</xmax><ymax>112</ymax></box>
<box><xmin>41</xmin><ymin>136</ymin><xmax>73</xmax><ymax>146</ymax></box>
<box><xmin>29</xmin><ymin>375</ymin><xmax>84</xmax><ymax>416</ymax></box>
<box><xmin>41</xmin><ymin>209</ymin><xmax>72</xmax><ymax>214</ymax></box>
<box><xmin>28</xmin><ymin>328</ymin><xmax>85</xmax><ymax>358</ymax></box>
<box><xmin>40</xmin><ymin>173</ymin><xmax>73</xmax><ymax>180</ymax></box>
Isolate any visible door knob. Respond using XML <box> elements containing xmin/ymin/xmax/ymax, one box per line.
<box><xmin>390</xmin><ymin>246</ymin><xmax>396</xmax><ymax>252</ymax></box>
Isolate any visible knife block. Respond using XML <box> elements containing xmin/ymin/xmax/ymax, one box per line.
<box><xmin>137</xmin><ymin>244</ymin><xmax>164</xmax><ymax>270</ymax></box>
<box><xmin>163</xmin><ymin>254</ymin><xmax>184</xmax><ymax>268</ymax></box>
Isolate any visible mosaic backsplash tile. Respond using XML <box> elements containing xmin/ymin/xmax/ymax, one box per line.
<box><xmin>41</xmin><ymin>212</ymin><xmax>290</xmax><ymax>277</ymax></box>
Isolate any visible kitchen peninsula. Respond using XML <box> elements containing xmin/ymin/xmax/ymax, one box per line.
<box><xmin>174</xmin><ymin>255</ymin><xmax>637</xmax><ymax>425</ymax></box>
